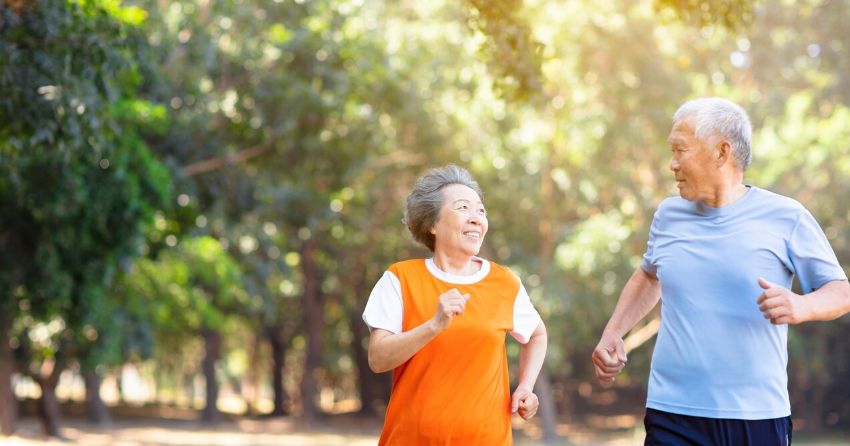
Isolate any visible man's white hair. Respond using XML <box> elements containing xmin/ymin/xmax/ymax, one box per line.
<box><xmin>673</xmin><ymin>97</ymin><xmax>753</xmax><ymax>171</ymax></box>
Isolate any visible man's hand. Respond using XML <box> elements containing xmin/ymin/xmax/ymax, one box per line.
<box><xmin>511</xmin><ymin>386</ymin><xmax>539</xmax><ymax>420</ymax></box>
<box><xmin>757</xmin><ymin>278</ymin><xmax>810</xmax><ymax>325</ymax></box>
<box><xmin>591</xmin><ymin>336</ymin><xmax>627</xmax><ymax>384</ymax></box>
<box><xmin>430</xmin><ymin>288</ymin><xmax>471</xmax><ymax>332</ymax></box>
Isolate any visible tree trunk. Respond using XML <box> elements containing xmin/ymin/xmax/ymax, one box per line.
<box><xmin>200</xmin><ymin>327</ymin><xmax>221</xmax><ymax>423</ymax></box>
<box><xmin>83</xmin><ymin>369</ymin><xmax>111</xmax><ymax>424</ymax></box>
<box><xmin>184</xmin><ymin>371</ymin><xmax>196</xmax><ymax>409</ymax></box>
<box><xmin>300</xmin><ymin>238</ymin><xmax>323</xmax><ymax>425</ymax></box>
<box><xmin>0</xmin><ymin>314</ymin><xmax>16</xmax><ymax>436</ymax></box>
<box><xmin>36</xmin><ymin>361</ymin><xmax>64</xmax><ymax>438</ymax></box>
<box><xmin>267</xmin><ymin>325</ymin><xmax>290</xmax><ymax>416</ymax></box>
<box><xmin>534</xmin><ymin>368</ymin><xmax>562</xmax><ymax>444</ymax></box>
<box><xmin>244</xmin><ymin>331</ymin><xmax>260</xmax><ymax>415</ymax></box>
<box><xmin>116</xmin><ymin>368</ymin><xmax>125</xmax><ymax>405</ymax></box>
<box><xmin>333</xmin><ymin>192</ymin><xmax>396</xmax><ymax>417</ymax></box>
<box><xmin>352</xmin><ymin>311</ymin><xmax>378</xmax><ymax>416</ymax></box>
<box><xmin>534</xmin><ymin>157</ymin><xmax>561</xmax><ymax>442</ymax></box>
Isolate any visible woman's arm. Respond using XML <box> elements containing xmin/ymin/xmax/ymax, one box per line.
<box><xmin>368</xmin><ymin>288</ymin><xmax>470</xmax><ymax>373</ymax></box>
<box><xmin>512</xmin><ymin>321</ymin><xmax>547</xmax><ymax>419</ymax></box>
<box><xmin>368</xmin><ymin>325</ymin><xmax>438</xmax><ymax>373</ymax></box>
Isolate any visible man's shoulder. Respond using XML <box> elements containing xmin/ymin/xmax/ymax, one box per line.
<box><xmin>749</xmin><ymin>186</ymin><xmax>807</xmax><ymax>213</ymax></box>
<box><xmin>655</xmin><ymin>195</ymin><xmax>690</xmax><ymax>214</ymax></box>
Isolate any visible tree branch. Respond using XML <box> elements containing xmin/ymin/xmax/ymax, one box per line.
<box><xmin>182</xmin><ymin>142</ymin><xmax>274</xmax><ymax>177</ymax></box>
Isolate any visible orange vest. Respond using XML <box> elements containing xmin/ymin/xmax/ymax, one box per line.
<box><xmin>378</xmin><ymin>259</ymin><xmax>520</xmax><ymax>445</ymax></box>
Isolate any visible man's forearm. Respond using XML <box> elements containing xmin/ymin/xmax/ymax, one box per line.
<box><xmin>804</xmin><ymin>280</ymin><xmax>850</xmax><ymax>322</ymax></box>
<box><xmin>602</xmin><ymin>268</ymin><xmax>661</xmax><ymax>339</ymax></box>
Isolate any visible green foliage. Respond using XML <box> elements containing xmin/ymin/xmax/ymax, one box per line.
<box><xmin>466</xmin><ymin>0</ymin><xmax>544</xmax><ymax>102</ymax></box>
<box><xmin>5</xmin><ymin>0</ymin><xmax>850</xmax><ymax>427</ymax></box>
<box><xmin>654</xmin><ymin>0</ymin><xmax>757</xmax><ymax>30</ymax></box>
<box><xmin>0</xmin><ymin>0</ymin><xmax>170</xmax><ymax>373</ymax></box>
<box><xmin>120</xmin><ymin>236</ymin><xmax>246</xmax><ymax>373</ymax></box>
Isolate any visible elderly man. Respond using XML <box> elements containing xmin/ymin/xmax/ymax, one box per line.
<box><xmin>592</xmin><ymin>97</ymin><xmax>850</xmax><ymax>445</ymax></box>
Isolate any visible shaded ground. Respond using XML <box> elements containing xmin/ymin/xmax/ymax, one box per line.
<box><xmin>4</xmin><ymin>414</ymin><xmax>645</xmax><ymax>446</ymax></box>
<box><xmin>4</xmin><ymin>413</ymin><xmax>848</xmax><ymax>445</ymax></box>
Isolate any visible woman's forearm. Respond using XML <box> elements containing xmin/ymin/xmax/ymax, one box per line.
<box><xmin>516</xmin><ymin>322</ymin><xmax>547</xmax><ymax>391</ymax></box>
<box><xmin>368</xmin><ymin>321</ymin><xmax>440</xmax><ymax>373</ymax></box>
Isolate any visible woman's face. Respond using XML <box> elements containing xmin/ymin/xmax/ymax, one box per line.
<box><xmin>430</xmin><ymin>184</ymin><xmax>488</xmax><ymax>257</ymax></box>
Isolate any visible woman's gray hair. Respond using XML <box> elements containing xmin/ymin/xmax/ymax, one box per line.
<box><xmin>673</xmin><ymin>97</ymin><xmax>753</xmax><ymax>170</ymax></box>
<box><xmin>404</xmin><ymin>164</ymin><xmax>483</xmax><ymax>252</ymax></box>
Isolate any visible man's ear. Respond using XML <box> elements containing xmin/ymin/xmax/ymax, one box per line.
<box><xmin>716</xmin><ymin>140</ymin><xmax>733</xmax><ymax>167</ymax></box>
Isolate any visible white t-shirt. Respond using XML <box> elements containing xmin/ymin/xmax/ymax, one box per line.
<box><xmin>362</xmin><ymin>257</ymin><xmax>542</xmax><ymax>343</ymax></box>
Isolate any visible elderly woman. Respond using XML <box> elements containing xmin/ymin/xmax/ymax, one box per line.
<box><xmin>362</xmin><ymin>164</ymin><xmax>548</xmax><ymax>445</ymax></box>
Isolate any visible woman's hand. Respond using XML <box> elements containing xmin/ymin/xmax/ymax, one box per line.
<box><xmin>511</xmin><ymin>386</ymin><xmax>539</xmax><ymax>420</ymax></box>
<box><xmin>431</xmin><ymin>288</ymin><xmax>470</xmax><ymax>332</ymax></box>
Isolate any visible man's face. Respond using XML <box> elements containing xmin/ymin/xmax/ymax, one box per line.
<box><xmin>667</xmin><ymin>118</ymin><xmax>721</xmax><ymax>202</ymax></box>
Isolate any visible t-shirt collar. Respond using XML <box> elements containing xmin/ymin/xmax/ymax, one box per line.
<box><xmin>425</xmin><ymin>257</ymin><xmax>491</xmax><ymax>284</ymax></box>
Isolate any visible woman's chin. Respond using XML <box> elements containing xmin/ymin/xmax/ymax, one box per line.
<box><xmin>466</xmin><ymin>244</ymin><xmax>482</xmax><ymax>257</ymax></box>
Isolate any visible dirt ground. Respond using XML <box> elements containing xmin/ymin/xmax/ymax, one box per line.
<box><xmin>4</xmin><ymin>415</ymin><xmax>645</xmax><ymax>446</ymax></box>
<box><xmin>4</xmin><ymin>415</ymin><xmax>848</xmax><ymax>445</ymax></box>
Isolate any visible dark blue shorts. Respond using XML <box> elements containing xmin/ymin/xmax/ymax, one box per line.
<box><xmin>644</xmin><ymin>408</ymin><xmax>792</xmax><ymax>446</ymax></box>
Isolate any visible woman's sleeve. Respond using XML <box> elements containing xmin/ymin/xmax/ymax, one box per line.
<box><xmin>362</xmin><ymin>271</ymin><xmax>404</xmax><ymax>334</ymax></box>
<box><xmin>510</xmin><ymin>283</ymin><xmax>542</xmax><ymax>344</ymax></box>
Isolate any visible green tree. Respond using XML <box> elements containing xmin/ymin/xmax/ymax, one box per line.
<box><xmin>121</xmin><ymin>236</ymin><xmax>246</xmax><ymax>422</ymax></box>
<box><xmin>0</xmin><ymin>0</ymin><xmax>168</xmax><ymax>435</ymax></box>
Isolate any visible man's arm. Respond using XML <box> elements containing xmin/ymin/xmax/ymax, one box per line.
<box><xmin>592</xmin><ymin>267</ymin><xmax>661</xmax><ymax>384</ymax></box>
<box><xmin>758</xmin><ymin>278</ymin><xmax>850</xmax><ymax>324</ymax></box>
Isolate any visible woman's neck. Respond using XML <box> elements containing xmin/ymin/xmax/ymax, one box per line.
<box><xmin>432</xmin><ymin>251</ymin><xmax>481</xmax><ymax>276</ymax></box>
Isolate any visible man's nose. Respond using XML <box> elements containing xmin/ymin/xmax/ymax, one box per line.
<box><xmin>669</xmin><ymin>158</ymin><xmax>679</xmax><ymax>171</ymax></box>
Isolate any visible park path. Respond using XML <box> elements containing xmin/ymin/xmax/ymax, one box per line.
<box><xmin>6</xmin><ymin>417</ymin><xmax>847</xmax><ymax>445</ymax></box>
<box><xmin>4</xmin><ymin>417</ymin><xmax>645</xmax><ymax>446</ymax></box>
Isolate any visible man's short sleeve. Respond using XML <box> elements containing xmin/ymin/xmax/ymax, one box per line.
<box><xmin>641</xmin><ymin>207</ymin><xmax>661</xmax><ymax>274</ymax></box>
<box><xmin>510</xmin><ymin>283</ymin><xmax>542</xmax><ymax>344</ymax></box>
<box><xmin>788</xmin><ymin>209</ymin><xmax>847</xmax><ymax>293</ymax></box>
<box><xmin>362</xmin><ymin>271</ymin><xmax>403</xmax><ymax>334</ymax></box>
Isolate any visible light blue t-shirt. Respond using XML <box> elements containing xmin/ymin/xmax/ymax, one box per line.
<box><xmin>641</xmin><ymin>186</ymin><xmax>846</xmax><ymax>419</ymax></box>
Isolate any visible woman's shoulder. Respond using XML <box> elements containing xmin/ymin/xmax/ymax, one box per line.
<box><xmin>387</xmin><ymin>258</ymin><xmax>428</xmax><ymax>274</ymax></box>
<box><xmin>484</xmin><ymin>260</ymin><xmax>521</xmax><ymax>284</ymax></box>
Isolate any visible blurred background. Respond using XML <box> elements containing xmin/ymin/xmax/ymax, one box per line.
<box><xmin>2</xmin><ymin>0</ymin><xmax>850</xmax><ymax>444</ymax></box>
